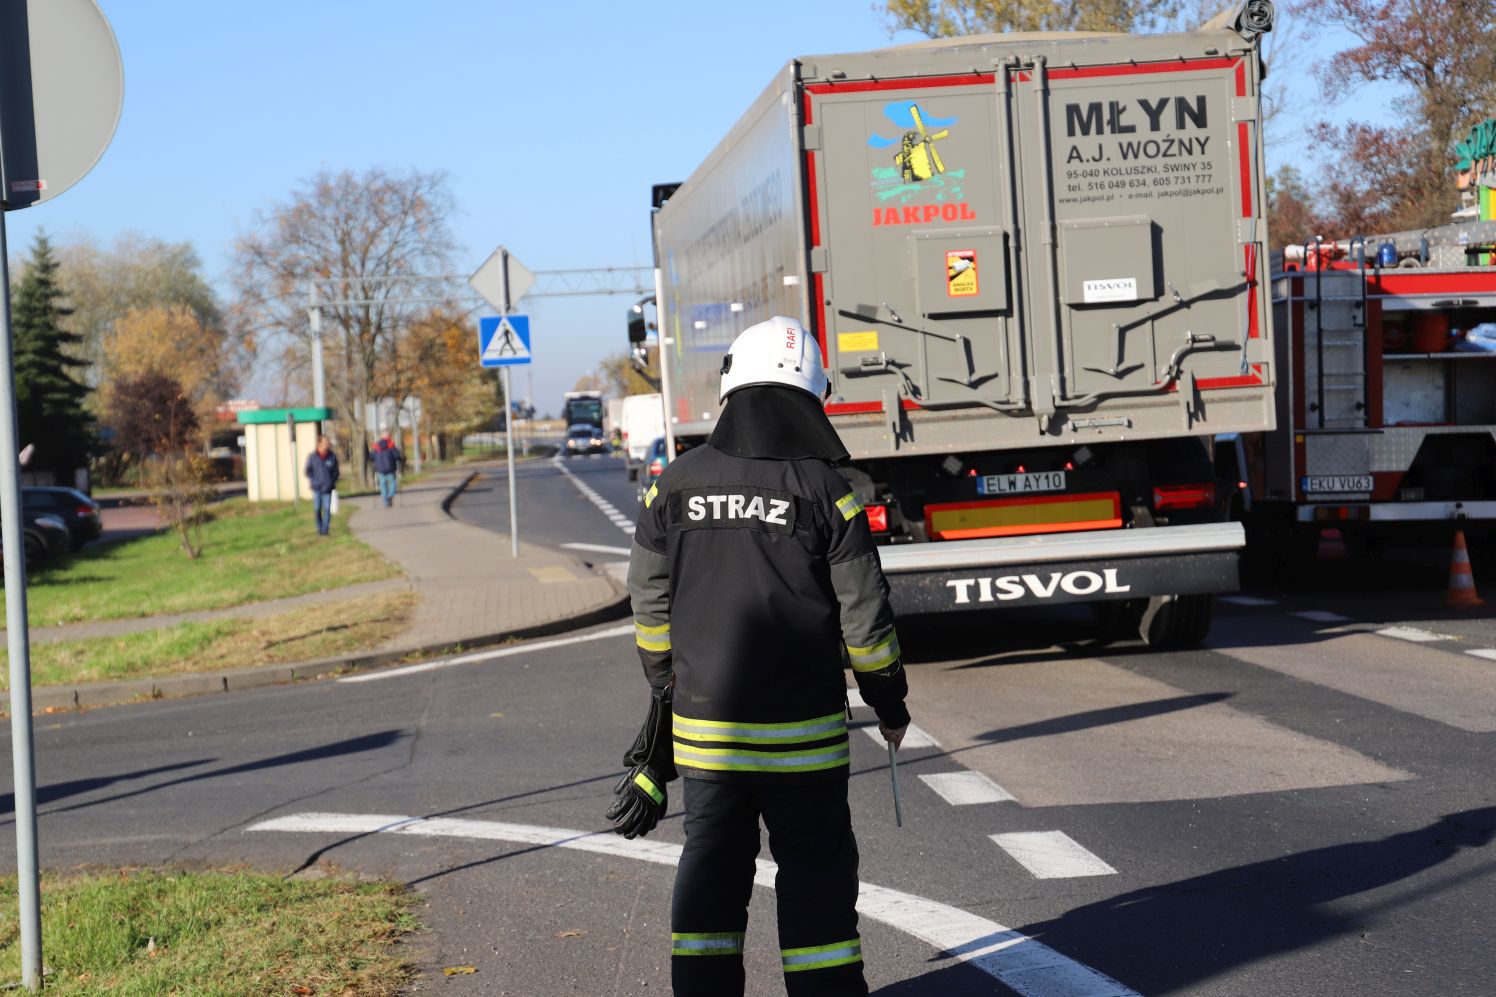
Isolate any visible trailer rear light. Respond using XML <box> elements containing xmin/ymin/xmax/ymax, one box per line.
<box><xmin>865</xmin><ymin>504</ymin><xmax>889</xmax><ymax>533</ymax></box>
<box><xmin>1064</xmin><ymin>461</ymin><xmax>1075</xmax><ymax>471</ymax></box>
<box><xmin>1153</xmin><ymin>483</ymin><xmax>1216</xmax><ymax>510</ymax></box>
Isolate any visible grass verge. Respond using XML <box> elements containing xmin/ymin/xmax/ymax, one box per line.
<box><xmin>0</xmin><ymin>868</ymin><xmax>418</xmax><ymax>995</ymax></box>
<box><xmin>19</xmin><ymin>499</ymin><xmax>398</xmax><ymax>627</ymax></box>
<box><xmin>2</xmin><ymin>592</ymin><xmax>414</xmax><ymax>689</ymax></box>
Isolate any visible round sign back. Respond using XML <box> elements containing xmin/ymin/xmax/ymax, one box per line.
<box><xmin>0</xmin><ymin>0</ymin><xmax>123</xmax><ymax>211</ymax></box>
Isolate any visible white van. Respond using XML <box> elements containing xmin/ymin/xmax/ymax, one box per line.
<box><xmin>620</xmin><ymin>393</ymin><xmax>664</xmax><ymax>481</ymax></box>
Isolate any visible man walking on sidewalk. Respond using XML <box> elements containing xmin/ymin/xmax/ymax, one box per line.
<box><xmin>371</xmin><ymin>427</ymin><xmax>403</xmax><ymax>507</ymax></box>
<box><xmin>304</xmin><ymin>435</ymin><xmax>340</xmax><ymax>536</ymax></box>
<box><xmin>607</xmin><ymin>316</ymin><xmax>911</xmax><ymax>997</ymax></box>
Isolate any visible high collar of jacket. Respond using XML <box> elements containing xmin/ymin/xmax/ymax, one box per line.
<box><xmin>708</xmin><ymin>385</ymin><xmax>850</xmax><ymax>463</ymax></box>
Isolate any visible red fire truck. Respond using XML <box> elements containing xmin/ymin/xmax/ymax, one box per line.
<box><xmin>1221</xmin><ymin>218</ymin><xmax>1496</xmax><ymax>559</ymax></box>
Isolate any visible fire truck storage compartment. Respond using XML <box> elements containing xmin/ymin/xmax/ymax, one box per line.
<box><xmin>1383</xmin><ymin>355</ymin><xmax>1496</xmax><ymax>425</ymax></box>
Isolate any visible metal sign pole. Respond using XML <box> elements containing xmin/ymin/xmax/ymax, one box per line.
<box><xmin>0</xmin><ymin>205</ymin><xmax>44</xmax><ymax>993</ymax></box>
<box><xmin>504</xmin><ymin>367</ymin><xmax>518</xmax><ymax>558</ymax></box>
<box><xmin>308</xmin><ymin>284</ymin><xmax>325</xmax><ymax>409</ymax></box>
<box><xmin>501</xmin><ymin>251</ymin><xmax>519</xmax><ymax>558</ymax></box>
<box><xmin>287</xmin><ymin>412</ymin><xmax>300</xmax><ymax>508</ymax></box>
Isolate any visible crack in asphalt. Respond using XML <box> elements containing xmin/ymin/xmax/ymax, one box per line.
<box><xmin>169</xmin><ymin>683</ymin><xmax>439</xmax><ymax>868</ymax></box>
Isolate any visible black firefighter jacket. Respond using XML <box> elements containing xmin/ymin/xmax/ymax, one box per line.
<box><xmin>627</xmin><ymin>442</ymin><xmax>909</xmax><ymax>783</ymax></box>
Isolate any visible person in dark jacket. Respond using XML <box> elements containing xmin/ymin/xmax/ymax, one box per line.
<box><xmin>370</xmin><ymin>428</ymin><xmax>403</xmax><ymax>507</ymax></box>
<box><xmin>607</xmin><ymin>316</ymin><xmax>910</xmax><ymax>997</ymax></box>
<box><xmin>304</xmin><ymin>435</ymin><xmax>340</xmax><ymax>536</ymax></box>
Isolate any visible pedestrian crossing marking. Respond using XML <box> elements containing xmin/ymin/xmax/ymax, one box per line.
<box><xmin>920</xmin><ymin>771</ymin><xmax>1015</xmax><ymax>805</ymax></box>
<box><xmin>990</xmin><ymin>830</ymin><xmax>1117</xmax><ymax>879</ymax></box>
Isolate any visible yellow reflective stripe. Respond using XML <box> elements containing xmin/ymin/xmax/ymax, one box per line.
<box><xmin>673</xmin><ymin>741</ymin><xmax>850</xmax><ymax>774</ymax></box>
<box><xmin>644</xmin><ymin>483</ymin><xmax>660</xmax><ymax>508</ymax></box>
<box><xmin>846</xmin><ymin>632</ymin><xmax>900</xmax><ymax>672</ymax></box>
<box><xmin>835</xmin><ymin>492</ymin><xmax>864</xmax><ymax>521</ymax></box>
<box><xmin>672</xmin><ymin>711</ymin><xmax>847</xmax><ymax>744</ymax></box>
<box><xmin>635</xmin><ymin>620</ymin><xmax>671</xmax><ymax>653</ymax></box>
<box><xmin>672</xmin><ymin>932</ymin><xmax>744</xmax><ymax>956</ymax></box>
<box><xmin>633</xmin><ymin>771</ymin><xmax>664</xmax><ymax>805</ymax></box>
<box><xmin>781</xmin><ymin>937</ymin><xmax>862</xmax><ymax>972</ymax></box>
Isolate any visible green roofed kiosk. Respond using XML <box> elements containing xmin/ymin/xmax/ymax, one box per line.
<box><xmin>235</xmin><ymin>407</ymin><xmax>333</xmax><ymax>502</ymax></box>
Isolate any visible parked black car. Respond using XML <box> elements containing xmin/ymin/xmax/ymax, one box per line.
<box><xmin>0</xmin><ymin>511</ymin><xmax>70</xmax><ymax>570</ymax></box>
<box><xmin>21</xmin><ymin>487</ymin><xmax>102</xmax><ymax>550</ymax></box>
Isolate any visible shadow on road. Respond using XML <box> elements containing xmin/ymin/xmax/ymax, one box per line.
<box><xmin>848</xmin><ymin>691</ymin><xmax>1232</xmax><ymax>781</ymax></box>
<box><xmin>1018</xmin><ymin>806</ymin><xmax>1496</xmax><ymax>995</ymax></box>
<box><xmin>0</xmin><ymin>730</ymin><xmax>408</xmax><ymax>827</ymax></box>
<box><xmin>0</xmin><ymin>758</ymin><xmax>211</xmax><ymax>815</ymax></box>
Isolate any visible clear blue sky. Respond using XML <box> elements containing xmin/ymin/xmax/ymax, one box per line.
<box><xmin>5</xmin><ymin>1</ymin><xmax>1388</xmax><ymax>414</ymax></box>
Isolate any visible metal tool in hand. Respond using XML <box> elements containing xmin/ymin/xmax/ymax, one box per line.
<box><xmin>888</xmin><ymin>740</ymin><xmax>903</xmax><ymax>828</ymax></box>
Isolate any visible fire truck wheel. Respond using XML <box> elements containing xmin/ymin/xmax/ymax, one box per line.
<box><xmin>1140</xmin><ymin>593</ymin><xmax>1214</xmax><ymax>648</ymax></box>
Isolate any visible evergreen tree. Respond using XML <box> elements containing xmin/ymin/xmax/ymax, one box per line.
<box><xmin>12</xmin><ymin>233</ymin><xmax>92</xmax><ymax>479</ymax></box>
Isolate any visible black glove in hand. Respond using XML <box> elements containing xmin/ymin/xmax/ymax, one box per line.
<box><xmin>605</xmin><ymin>763</ymin><xmax>668</xmax><ymax>839</ymax></box>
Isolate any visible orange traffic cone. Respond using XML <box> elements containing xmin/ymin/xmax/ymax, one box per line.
<box><xmin>1315</xmin><ymin>527</ymin><xmax>1348</xmax><ymax>561</ymax></box>
<box><xmin>1446</xmin><ymin>529</ymin><xmax>1483</xmax><ymax>608</ymax></box>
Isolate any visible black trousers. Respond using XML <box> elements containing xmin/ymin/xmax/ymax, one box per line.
<box><xmin>671</xmin><ymin>776</ymin><xmax>867</xmax><ymax>997</ymax></box>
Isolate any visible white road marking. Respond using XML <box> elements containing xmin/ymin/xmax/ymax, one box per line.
<box><xmin>338</xmin><ymin>625</ymin><xmax>634</xmax><ymax>684</ymax></box>
<box><xmin>561</xmin><ymin>542</ymin><xmax>633</xmax><ymax>556</ymax></box>
<box><xmin>554</xmin><ymin>458</ymin><xmax>638</xmax><ymax>535</ymax></box>
<box><xmin>845</xmin><ymin>687</ymin><xmax>866</xmax><ymax>709</ymax></box>
<box><xmin>990</xmin><ymin>831</ymin><xmax>1118</xmax><ymax>880</ymax></box>
<box><xmin>1376</xmin><ymin>626</ymin><xmax>1451</xmax><ymax>643</ymax></box>
<box><xmin>1220</xmin><ymin>595</ymin><xmax>1278</xmax><ymax>607</ymax></box>
<box><xmin>1465</xmin><ymin>649</ymin><xmax>1496</xmax><ymax>662</ymax></box>
<box><xmin>1292</xmin><ymin>610</ymin><xmax>1351</xmax><ymax>623</ymax></box>
<box><xmin>919</xmin><ymin>771</ymin><xmax>1015</xmax><ymax>805</ymax></box>
<box><xmin>249</xmin><ymin>812</ymin><xmax>1138</xmax><ymax>996</ymax></box>
<box><xmin>861</xmin><ymin>723</ymin><xmax>940</xmax><ymax>750</ymax></box>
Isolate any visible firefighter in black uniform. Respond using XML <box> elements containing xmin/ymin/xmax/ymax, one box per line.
<box><xmin>605</xmin><ymin>316</ymin><xmax>911</xmax><ymax>997</ymax></box>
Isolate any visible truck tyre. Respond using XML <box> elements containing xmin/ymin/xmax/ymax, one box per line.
<box><xmin>1140</xmin><ymin>593</ymin><xmax>1214</xmax><ymax>648</ymax></box>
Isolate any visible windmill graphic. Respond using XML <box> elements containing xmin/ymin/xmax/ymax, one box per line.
<box><xmin>895</xmin><ymin>104</ymin><xmax>949</xmax><ymax>183</ymax></box>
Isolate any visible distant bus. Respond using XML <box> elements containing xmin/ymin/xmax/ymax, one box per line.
<box><xmin>562</xmin><ymin>391</ymin><xmax>604</xmax><ymax>431</ymax></box>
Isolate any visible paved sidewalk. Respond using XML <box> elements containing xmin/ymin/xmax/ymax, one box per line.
<box><xmin>26</xmin><ymin>463</ymin><xmax>629</xmax><ymax>711</ymax></box>
<box><xmin>347</xmin><ymin>465</ymin><xmax>627</xmax><ymax>650</ymax></box>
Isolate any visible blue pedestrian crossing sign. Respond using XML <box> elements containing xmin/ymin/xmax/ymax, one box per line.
<box><xmin>478</xmin><ymin>314</ymin><xmax>532</xmax><ymax>367</ymax></box>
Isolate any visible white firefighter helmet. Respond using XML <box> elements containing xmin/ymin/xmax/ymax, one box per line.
<box><xmin>718</xmin><ymin>316</ymin><xmax>828</xmax><ymax>402</ymax></box>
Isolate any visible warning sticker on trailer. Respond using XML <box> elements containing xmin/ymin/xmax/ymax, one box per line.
<box><xmin>947</xmin><ymin>250</ymin><xmax>978</xmax><ymax>297</ymax></box>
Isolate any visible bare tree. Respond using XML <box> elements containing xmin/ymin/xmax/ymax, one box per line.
<box><xmin>884</xmin><ymin>0</ymin><xmax>1184</xmax><ymax>36</ymax></box>
<box><xmin>231</xmin><ymin>168</ymin><xmax>457</xmax><ymax>481</ymax></box>
<box><xmin>1295</xmin><ymin>0</ymin><xmax>1496</xmax><ymax>231</ymax></box>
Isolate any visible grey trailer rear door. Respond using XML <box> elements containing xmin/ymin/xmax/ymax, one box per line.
<box><xmin>804</xmin><ymin>51</ymin><xmax>1271</xmax><ymax>451</ymax></box>
<box><xmin>1019</xmin><ymin>56</ymin><xmax>1267</xmax><ymax>425</ymax></box>
<box><xmin>806</xmin><ymin>72</ymin><xmax>1028</xmax><ymax>427</ymax></box>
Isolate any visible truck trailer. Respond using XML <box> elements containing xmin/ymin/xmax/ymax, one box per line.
<box><xmin>639</xmin><ymin>4</ymin><xmax>1277</xmax><ymax>645</ymax></box>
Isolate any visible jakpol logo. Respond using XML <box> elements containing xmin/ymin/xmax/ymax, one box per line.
<box><xmin>870</xmin><ymin>102</ymin><xmax>957</xmax><ymax>182</ymax></box>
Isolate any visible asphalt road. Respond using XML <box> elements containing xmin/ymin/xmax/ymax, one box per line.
<box><xmin>1</xmin><ymin>453</ymin><xmax>1492</xmax><ymax>995</ymax></box>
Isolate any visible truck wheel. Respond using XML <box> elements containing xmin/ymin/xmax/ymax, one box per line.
<box><xmin>1140</xmin><ymin>594</ymin><xmax>1215</xmax><ymax>648</ymax></box>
